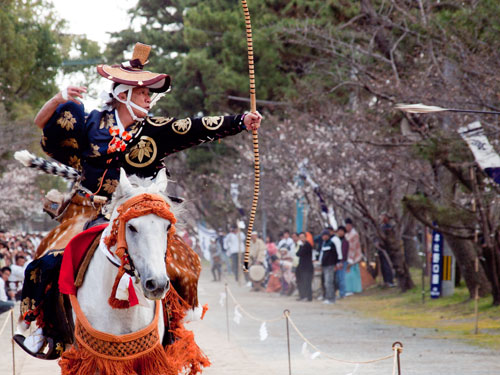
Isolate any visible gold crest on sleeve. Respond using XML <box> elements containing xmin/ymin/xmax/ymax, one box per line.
<box><xmin>172</xmin><ymin>118</ymin><xmax>192</xmax><ymax>134</ymax></box>
<box><xmin>202</xmin><ymin>116</ymin><xmax>224</xmax><ymax>130</ymax></box>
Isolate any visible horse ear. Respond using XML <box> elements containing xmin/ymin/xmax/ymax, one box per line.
<box><xmin>118</xmin><ymin>168</ymin><xmax>133</xmax><ymax>193</ymax></box>
<box><xmin>155</xmin><ymin>168</ymin><xmax>168</xmax><ymax>192</ymax></box>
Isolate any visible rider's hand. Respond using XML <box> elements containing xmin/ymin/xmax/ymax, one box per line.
<box><xmin>243</xmin><ymin>111</ymin><xmax>262</xmax><ymax>131</ymax></box>
<box><xmin>56</xmin><ymin>86</ymin><xmax>87</xmax><ymax>105</ymax></box>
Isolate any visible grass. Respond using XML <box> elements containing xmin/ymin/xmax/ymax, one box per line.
<box><xmin>341</xmin><ymin>268</ymin><xmax>500</xmax><ymax>350</ymax></box>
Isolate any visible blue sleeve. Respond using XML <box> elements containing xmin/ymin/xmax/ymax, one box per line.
<box><xmin>41</xmin><ymin>102</ymin><xmax>88</xmax><ymax>171</ymax></box>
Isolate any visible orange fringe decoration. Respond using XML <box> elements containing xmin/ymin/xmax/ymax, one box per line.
<box><xmin>163</xmin><ymin>286</ymin><xmax>211</xmax><ymax>374</ymax></box>
<box><xmin>60</xmin><ymin>287</ymin><xmax>210</xmax><ymax>375</ymax></box>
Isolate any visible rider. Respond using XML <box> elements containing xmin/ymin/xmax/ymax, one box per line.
<box><xmin>15</xmin><ymin>42</ymin><xmax>262</xmax><ymax>358</ymax></box>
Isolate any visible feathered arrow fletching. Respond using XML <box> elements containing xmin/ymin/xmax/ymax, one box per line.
<box><xmin>395</xmin><ymin>103</ymin><xmax>448</xmax><ymax>113</ymax></box>
<box><xmin>396</xmin><ymin>103</ymin><xmax>500</xmax><ymax>116</ymax></box>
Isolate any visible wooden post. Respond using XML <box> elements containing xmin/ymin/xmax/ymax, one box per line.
<box><xmin>474</xmin><ymin>257</ymin><xmax>479</xmax><ymax>334</ymax></box>
<box><xmin>225</xmin><ymin>283</ymin><xmax>230</xmax><ymax>341</ymax></box>
<box><xmin>10</xmin><ymin>309</ymin><xmax>16</xmax><ymax>375</ymax></box>
<box><xmin>284</xmin><ymin>310</ymin><xmax>292</xmax><ymax>375</ymax></box>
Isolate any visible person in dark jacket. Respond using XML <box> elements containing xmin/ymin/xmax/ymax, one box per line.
<box><xmin>296</xmin><ymin>232</ymin><xmax>314</xmax><ymax>301</ymax></box>
<box><xmin>319</xmin><ymin>230</ymin><xmax>341</xmax><ymax>304</ymax></box>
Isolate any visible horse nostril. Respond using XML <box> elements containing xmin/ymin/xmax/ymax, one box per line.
<box><xmin>145</xmin><ymin>279</ymin><xmax>157</xmax><ymax>291</ymax></box>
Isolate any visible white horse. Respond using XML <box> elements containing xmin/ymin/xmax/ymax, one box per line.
<box><xmin>76</xmin><ymin>168</ymin><xmax>175</xmax><ymax>336</ymax></box>
<box><xmin>56</xmin><ymin>168</ymin><xmax>202</xmax><ymax>375</ymax></box>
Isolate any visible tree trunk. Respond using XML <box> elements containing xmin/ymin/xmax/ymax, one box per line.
<box><xmin>443</xmin><ymin>235</ymin><xmax>491</xmax><ymax>298</ymax></box>
<box><xmin>402</xmin><ymin>216</ymin><xmax>421</xmax><ymax>267</ymax></box>
<box><xmin>482</xmin><ymin>241</ymin><xmax>500</xmax><ymax>305</ymax></box>
<box><xmin>382</xmin><ymin>226</ymin><xmax>415</xmax><ymax>292</ymax></box>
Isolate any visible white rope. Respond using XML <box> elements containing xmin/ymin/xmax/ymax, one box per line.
<box><xmin>225</xmin><ymin>285</ymin><xmax>399</xmax><ymax>366</ymax></box>
<box><xmin>225</xmin><ymin>285</ymin><xmax>284</xmax><ymax>323</ymax></box>
<box><xmin>286</xmin><ymin>312</ymin><xmax>394</xmax><ymax>365</ymax></box>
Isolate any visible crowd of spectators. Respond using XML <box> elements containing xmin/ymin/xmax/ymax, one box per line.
<box><xmin>0</xmin><ymin>217</ymin><xmax>392</xmax><ymax>315</ymax></box>
<box><xmin>0</xmin><ymin>231</ymin><xmax>43</xmax><ymax>314</ymax></box>
<box><xmin>212</xmin><ymin>218</ymin><xmax>381</xmax><ymax>304</ymax></box>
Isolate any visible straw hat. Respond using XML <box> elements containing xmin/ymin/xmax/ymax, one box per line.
<box><xmin>97</xmin><ymin>43</ymin><xmax>171</xmax><ymax>93</ymax></box>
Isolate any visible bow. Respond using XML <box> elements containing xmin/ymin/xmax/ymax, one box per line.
<box><xmin>240</xmin><ymin>0</ymin><xmax>260</xmax><ymax>272</ymax></box>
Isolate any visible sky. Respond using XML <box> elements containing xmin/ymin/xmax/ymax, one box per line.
<box><xmin>50</xmin><ymin>0</ymin><xmax>137</xmax><ymax>47</ymax></box>
<box><xmin>50</xmin><ymin>0</ymin><xmax>139</xmax><ymax>108</ymax></box>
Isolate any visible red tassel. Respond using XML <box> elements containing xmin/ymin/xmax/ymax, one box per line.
<box><xmin>201</xmin><ymin>304</ymin><xmax>208</xmax><ymax>320</ymax></box>
<box><xmin>128</xmin><ymin>278</ymin><xmax>139</xmax><ymax>307</ymax></box>
<box><xmin>108</xmin><ymin>266</ymin><xmax>130</xmax><ymax>309</ymax></box>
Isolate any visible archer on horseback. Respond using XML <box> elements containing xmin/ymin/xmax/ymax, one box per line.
<box><xmin>14</xmin><ymin>42</ymin><xmax>262</xmax><ymax>359</ymax></box>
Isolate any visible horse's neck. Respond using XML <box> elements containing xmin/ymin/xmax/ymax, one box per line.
<box><xmin>76</xmin><ymin>240</ymin><xmax>159</xmax><ymax>335</ymax></box>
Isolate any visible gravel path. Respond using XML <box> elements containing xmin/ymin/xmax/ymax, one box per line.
<box><xmin>1</xmin><ymin>269</ymin><xmax>498</xmax><ymax>375</ymax></box>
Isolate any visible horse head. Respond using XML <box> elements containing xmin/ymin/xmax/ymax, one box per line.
<box><xmin>107</xmin><ymin>168</ymin><xmax>179</xmax><ymax>300</ymax></box>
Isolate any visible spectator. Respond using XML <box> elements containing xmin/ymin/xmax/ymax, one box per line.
<box><xmin>345</xmin><ymin>218</ymin><xmax>363</xmax><ymax>294</ymax></box>
<box><xmin>0</xmin><ymin>242</ymin><xmax>10</xmax><ymax>268</ymax></box>
<box><xmin>277</xmin><ymin>230</ymin><xmax>294</xmax><ymax>253</ymax></box>
<box><xmin>319</xmin><ymin>230</ymin><xmax>341</xmax><ymax>304</ymax></box>
<box><xmin>0</xmin><ymin>267</ymin><xmax>15</xmax><ymax>313</ymax></box>
<box><xmin>335</xmin><ymin>226</ymin><xmax>349</xmax><ymax>299</ymax></box>
<box><xmin>266</xmin><ymin>255</ymin><xmax>282</xmax><ymax>293</ymax></box>
<box><xmin>279</xmin><ymin>247</ymin><xmax>295</xmax><ymax>296</ymax></box>
<box><xmin>209</xmin><ymin>238</ymin><xmax>222</xmax><ymax>282</ymax></box>
<box><xmin>216</xmin><ymin>229</ymin><xmax>231</xmax><ymax>275</ymax></box>
<box><xmin>9</xmin><ymin>254</ymin><xmax>28</xmax><ymax>301</ymax></box>
<box><xmin>266</xmin><ymin>235</ymin><xmax>278</xmax><ymax>257</ymax></box>
<box><xmin>249</xmin><ymin>232</ymin><xmax>267</xmax><ymax>291</ymax></box>
<box><xmin>225</xmin><ymin>226</ymin><xmax>244</xmax><ymax>282</ymax></box>
<box><xmin>249</xmin><ymin>232</ymin><xmax>267</xmax><ymax>266</ymax></box>
<box><xmin>296</xmin><ymin>232</ymin><xmax>314</xmax><ymax>301</ymax></box>
<box><xmin>291</xmin><ymin>232</ymin><xmax>300</xmax><ymax>269</ymax></box>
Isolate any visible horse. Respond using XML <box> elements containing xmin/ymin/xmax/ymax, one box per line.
<box><xmin>57</xmin><ymin>168</ymin><xmax>209</xmax><ymax>375</ymax></box>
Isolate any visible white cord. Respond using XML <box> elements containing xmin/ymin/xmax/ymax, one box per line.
<box><xmin>61</xmin><ymin>88</ymin><xmax>68</xmax><ymax>101</ymax></box>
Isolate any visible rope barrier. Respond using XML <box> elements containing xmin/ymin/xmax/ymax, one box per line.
<box><xmin>285</xmin><ymin>311</ymin><xmax>394</xmax><ymax>365</ymax></box>
<box><xmin>225</xmin><ymin>285</ymin><xmax>284</xmax><ymax>323</ymax></box>
<box><xmin>224</xmin><ymin>284</ymin><xmax>402</xmax><ymax>371</ymax></box>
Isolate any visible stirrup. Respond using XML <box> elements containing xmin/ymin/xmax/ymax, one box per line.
<box><xmin>13</xmin><ymin>334</ymin><xmax>60</xmax><ymax>360</ymax></box>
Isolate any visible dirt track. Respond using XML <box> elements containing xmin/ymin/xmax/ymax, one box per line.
<box><xmin>1</xmin><ymin>268</ymin><xmax>498</xmax><ymax>375</ymax></box>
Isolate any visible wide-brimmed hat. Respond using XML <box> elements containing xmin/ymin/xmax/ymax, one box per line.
<box><xmin>97</xmin><ymin>43</ymin><xmax>170</xmax><ymax>93</ymax></box>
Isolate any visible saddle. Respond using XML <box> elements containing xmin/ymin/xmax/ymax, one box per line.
<box><xmin>13</xmin><ymin>229</ymin><xmax>102</xmax><ymax>360</ymax></box>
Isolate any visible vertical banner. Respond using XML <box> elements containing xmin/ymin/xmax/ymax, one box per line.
<box><xmin>458</xmin><ymin>121</ymin><xmax>500</xmax><ymax>184</ymax></box>
<box><xmin>430</xmin><ymin>230</ymin><xmax>443</xmax><ymax>298</ymax></box>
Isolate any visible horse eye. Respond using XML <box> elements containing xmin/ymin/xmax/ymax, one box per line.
<box><xmin>128</xmin><ymin>224</ymin><xmax>138</xmax><ymax>233</ymax></box>
<box><xmin>166</xmin><ymin>223</ymin><xmax>172</xmax><ymax>231</ymax></box>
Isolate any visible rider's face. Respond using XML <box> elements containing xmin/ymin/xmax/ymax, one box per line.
<box><xmin>119</xmin><ymin>87</ymin><xmax>151</xmax><ymax>118</ymax></box>
<box><xmin>130</xmin><ymin>87</ymin><xmax>151</xmax><ymax>117</ymax></box>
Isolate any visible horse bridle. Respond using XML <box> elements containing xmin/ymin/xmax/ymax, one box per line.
<box><xmin>103</xmin><ymin>193</ymin><xmax>177</xmax><ymax>280</ymax></box>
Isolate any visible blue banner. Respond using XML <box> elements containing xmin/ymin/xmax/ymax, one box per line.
<box><xmin>430</xmin><ymin>230</ymin><xmax>443</xmax><ymax>298</ymax></box>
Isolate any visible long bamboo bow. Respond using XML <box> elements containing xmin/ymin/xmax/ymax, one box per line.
<box><xmin>240</xmin><ymin>0</ymin><xmax>260</xmax><ymax>272</ymax></box>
